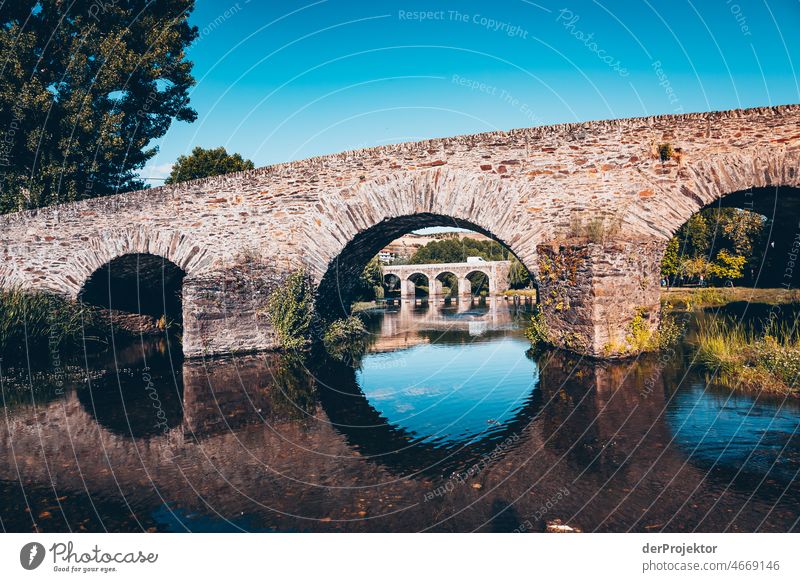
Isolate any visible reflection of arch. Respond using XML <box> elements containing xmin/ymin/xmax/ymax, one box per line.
<box><xmin>78</xmin><ymin>344</ymin><xmax>184</xmax><ymax>439</ymax></box>
<box><xmin>314</xmin><ymin>353</ymin><xmax>540</xmax><ymax>478</ymax></box>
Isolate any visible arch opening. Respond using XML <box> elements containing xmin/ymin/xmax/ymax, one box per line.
<box><xmin>383</xmin><ymin>273</ymin><xmax>401</xmax><ymax>298</ymax></box>
<box><xmin>79</xmin><ymin>253</ymin><xmax>186</xmax><ymax>327</ymax></box>
<box><xmin>316</xmin><ymin>212</ymin><xmax>536</xmax><ymax>320</ymax></box>
<box><xmin>662</xmin><ymin>186</ymin><xmax>800</xmax><ymax>289</ymax></box>
<box><xmin>406</xmin><ymin>273</ymin><xmax>430</xmax><ymax>298</ymax></box>
<box><xmin>465</xmin><ymin>270</ymin><xmax>492</xmax><ymax>297</ymax></box>
<box><xmin>434</xmin><ymin>271</ymin><xmax>458</xmax><ymax>298</ymax></box>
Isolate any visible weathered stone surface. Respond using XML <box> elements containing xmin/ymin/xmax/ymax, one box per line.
<box><xmin>537</xmin><ymin>240</ymin><xmax>664</xmax><ymax>357</ymax></box>
<box><xmin>0</xmin><ymin>105</ymin><xmax>798</xmax><ymax>357</ymax></box>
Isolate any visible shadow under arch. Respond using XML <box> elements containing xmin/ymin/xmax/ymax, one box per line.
<box><xmin>79</xmin><ymin>253</ymin><xmax>186</xmax><ymax>322</ymax></box>
<box><xmin>316</xmin><ymin>212</ymin><xmax>536</xmax><ymax>321</ymax></box>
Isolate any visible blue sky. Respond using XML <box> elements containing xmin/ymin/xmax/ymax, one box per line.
<box><xmin>140</xmin><ymin>0</ymin><xmax>800</xmax><ymax>183</ymax></box>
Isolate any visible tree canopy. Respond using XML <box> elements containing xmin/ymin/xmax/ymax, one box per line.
<box><xmin>0</xmin><ymin>0</ymin><xmax>197</xmax><ymax>213</ymax></box>
<box><xmin>408</xmin><ymin>237</ymin><xmax>508</xmax><ymax>264</ymax></box>
<box><xmin>165</xmin><ymin>146</ymin><xmax>255</xmax><ymax>184</ymax></box>
<box><xmin>661</xmin><ymin>208</ymin><xmax>767</xmax><ymax>285</ymax></box>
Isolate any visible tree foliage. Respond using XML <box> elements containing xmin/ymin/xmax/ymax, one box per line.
<box><xmin>508</xmin><ymin>257</ymin><xmax>531</xmax><ymax>289</ymax></box>
<box><xmin>266</xmin><ymin>271</ymin><xmax>314</xmax><ymax>350</ymax></box>
<box><xmin>408</xmin><ymin>237</ymin><xmax>508</xmax><ymax>264</ymax></box>
<box><xmin>165</xmin><ymin>146</ymin><xmax>254</xmax><ymax>184</ymax></box>
<box><xmin>661</xmin><ymin>208</ymin><xmax>766</xmax><ymax>285</ymax></box>
<box><xmin>0</xmin><ymin>1</ymin><xmax>197</xmax><ymax>213</ymax></box>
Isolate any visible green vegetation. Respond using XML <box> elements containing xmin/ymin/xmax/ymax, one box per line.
<box><xmin>662</xmin><ymin>287</ymin><xmax>800</xmax><ymax>310</ymax></box>
<box><xmin>626</xmin><ymin>309</ymin><xmax>682</xmax><ymax>353</ymax></box>
<box><xmin>322</xmin><ymin>316</ymin><xmax>368</xmax><ymax>363</ymax></box>
<box><xmin>508</xmin><ymin>258</ymin><xmax>531</xmax><ymax>289</ymax></box>
<box><xmin>356</xmin><ymin>257</ymin><xmax>384</xmax><ymax>302</ymax></box>
<box><xmin>661</xmin><ymin>208</ymin><xmax>766</xmax><ymax>286</ymax></box>
<box><xmin>1</xmin><ymin>1</ymin><xmax>197</xmax><ymax>213</ymax></box>
<box><xmin>524</xmin><ymin>308</ymin><xmax>550</xmax><ymax>347</ymax></box>
<box><xmin>165</xmin><ymin>146</ymin><xmax>255</xmax><ymax>184</ymax></box>
<box><xmin>695</xmin><ymin>318</ymin><xmax>800</xmax><ymax>396</ymax></box>
<box><xmin>0</xmin><ymin>289</ymin><xmax>98</xmax><ymax>358</ymax></box>
<box><xmin>408</xmin><ymin>237</ymin><xmax>509</xmax><ymax>264</ymax></box>
<box><xmin>266</xmin><ymin>271</ymin><xmax>315</xmax><ymax>350</ymax></box>
<box><xmin>504</xmin><ymin>289</ymin><xmax>538</xmax><ymax>298</ymax></box>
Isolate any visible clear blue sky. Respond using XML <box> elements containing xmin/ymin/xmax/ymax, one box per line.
<box><xmin>140</xmin><ymin>0</ymin><xmax>800</xmax><ymax>183</ymax></box>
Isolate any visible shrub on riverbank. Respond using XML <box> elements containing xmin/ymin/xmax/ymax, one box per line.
<box><xmin>695</xmin><ymin>318</ymin><xmax>800</xmax><ymax>396</ymax></box>
<box><xmin>266</xmin><ymin>270</ymin><xmax>314</xmax><ymax>350</ymax></box>
<box><xmin>323</xmin><ymin>316</ymin><xmax>368</xmax><ymax>363</ymax></box>
<box><xmin>525</xmin><ymin>309</ymin><xmax>550</xmax><ymax>347</ymax></box>
<box><xmin>0</xmin><ymin>289</ymin><xmax>97</xmax><ymax>358</ymax></box>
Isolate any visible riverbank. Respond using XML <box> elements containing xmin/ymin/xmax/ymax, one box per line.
<box><xmin>694</xmin><ymin>316</ymin><xmax>800</xmax><ymax>397</ymax></box>
<box><xmin>662</xmin><ymin>286</ymin><xmax>800</xmax><ymax>309</ymax></box>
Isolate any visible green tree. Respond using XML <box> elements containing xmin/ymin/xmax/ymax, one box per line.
<box><xmin>0</xmin><ymin>1</ymin><xmax>198</xmax><ymax>213</ymax></box>
<box><xmin>507</xmin><ymin>257</ymin><xmax>531</xmax><ymax>289</ymax></box>
<box><xmin>165</xmin><ymin>146</ymin><xmax>255</xmax><ymax>184</ymax></box>
<box><xmin>357</xmin><ymin>256</ymin><xmax>384</xmax><ymax>300</ymax></box>
<box><xmin>709</xmin><ymin>249</ymin><xmax>747</xmax><ymax>281</ymax></box>
<box><xmin>662</xmin><ymin>207</ymin><xmax>766</xmax><ymax>285</ymax></box>
<box><xmin>660</xmin><ymin>237</ymin><xmax>681</xmax><ymax>282</ymax></box>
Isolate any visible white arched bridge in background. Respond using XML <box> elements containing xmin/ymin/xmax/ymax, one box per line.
<box><xmin>382</xmin><ymin>260</ymin><xmax>511</xmax><ymax>299</ymax></box>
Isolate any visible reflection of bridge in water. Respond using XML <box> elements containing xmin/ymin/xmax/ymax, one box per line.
<box><xmin>368</xmin><ymin>298</ymin><xmax>524</xmax><ymax>352</ymax></box>
<box><xmin>2</xmin><ymin>336</ymin><xmax>798</xmax><ymax>532</ymax></box>
<box><xmin>383</xmin><ymin>260</ymin><xmax>511</xmax><ymax>298</ymax></box>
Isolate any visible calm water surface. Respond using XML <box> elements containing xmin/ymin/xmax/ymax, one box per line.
<box><xmin>1</xmin><ymin>299</ymin><xmax>798</xmax><ymax>532</ymax></box>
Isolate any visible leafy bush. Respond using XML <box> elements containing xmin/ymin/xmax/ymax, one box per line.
<box><xmin>323</xmin><ymin>316</ymin><xmax>368</xmax><ymax>363</ymax></box>
<box><xmin>266</xmin><ymin>270</ymin><xmax>315</xmax><ymax>350</ymax></box>
<box><xmin>658</xmin><ymin>143</ymin><xmax>674</xmax><ymax>162</ymax></box>
<box><xmin>323</xmin><ymin>316</ymin><xmax>367</xmax><ymax>346</ymax></box>
<box><xmin>694</xmin><ymin>317</ymin><xmax>800</xmax><ymax>395</ymax></box>
<box><xmin>525</xmin><ymin>308</ymin><xmax>550</xmax><ymax>347</ymax></box>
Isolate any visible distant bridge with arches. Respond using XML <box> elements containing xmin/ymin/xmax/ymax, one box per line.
<box><xmin>382</xmin><ymin>260</ymin><xmax>511</xmax><ymax>298</ymax></box>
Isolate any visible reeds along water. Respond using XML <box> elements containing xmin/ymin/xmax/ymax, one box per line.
<box><xmin>693</xmin><ymin>310</ymin><xmax>800</xmax><ymax>394</ymax></box>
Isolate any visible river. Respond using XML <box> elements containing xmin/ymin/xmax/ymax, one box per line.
<box><xmin>1</xmin><ymin>298</ymin><xmax>798</xmax><ymax>532</ymax></box>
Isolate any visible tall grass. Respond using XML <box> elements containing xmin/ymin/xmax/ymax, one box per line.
<box><xmin>0</xmin><ymin>289</ymin><xmax>98</xmax><ymax>358</ymax></box>
<box><xmin>694</xmin><ymin>316</ymin><xmax>800</xmax><ymax>395</ymax></box>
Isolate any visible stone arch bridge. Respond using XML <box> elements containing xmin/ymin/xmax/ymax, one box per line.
<box><xmin>383</xmin><ymin>260</ymin><xmax>511</xmax><ymax>298</ymax></box>
<box><xmin>1</xmin><ymin>105</ymin><xmax>799</xmax><ymax>358</ymax></box>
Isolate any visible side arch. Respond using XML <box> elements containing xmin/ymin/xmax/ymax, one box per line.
<box><xmin>58</xmin><ymin>227</ymin><xmax>213</xmax><ymax>298</ymax></box>
<box><xmin>624</xmin><ymin>149</ymin><xmax>800</xmax><ymax>240</ymax></box>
